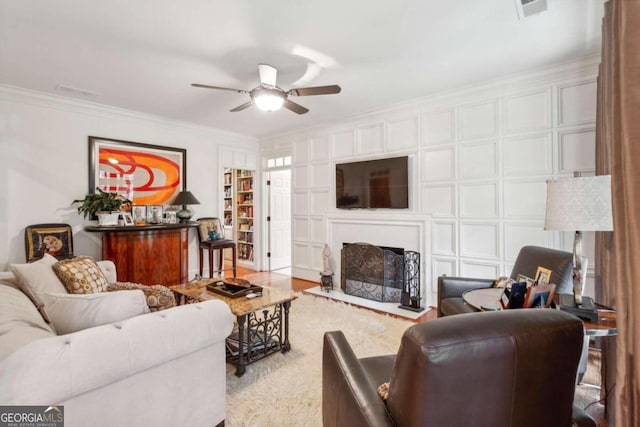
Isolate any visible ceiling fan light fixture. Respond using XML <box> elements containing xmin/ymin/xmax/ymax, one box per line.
<box><xmin>252</xmin><ymin>87</ymin><xmax>285</xmax><ymax>112</ymax></box>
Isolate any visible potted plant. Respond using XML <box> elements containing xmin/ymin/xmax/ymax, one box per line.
<box><xmin>72</xmin><ymin>188</ymin><xmax>132</xmax><ymax>226</ymax></box>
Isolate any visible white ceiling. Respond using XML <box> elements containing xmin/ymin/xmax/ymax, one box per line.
<box><xmin>0</xmin><ymin>0</ymin><xmax>605</xmax><ymax>138</ymax></box>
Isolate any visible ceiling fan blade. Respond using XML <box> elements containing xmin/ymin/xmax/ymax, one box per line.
<box><xmin>191</xmin><ymin>83</ymin><xmax>248</xmax><ymax>94</ymax></box>
<box><xmin>258</xmin><ymin>64</ymin><xmax>277</xmax><ymax>87</ymax></box>
<box><xmin>287</xmin><ymin>85</ymin><xmax>341</xmax><ymax>96</ymax></box>
<box><xmin>230</xmin><ymin>101</ymin><xmax>254</xmax><ymax>112</ymax></box>
<box><xmin>283</xmin><ymin>100</ymin><xmax>309</xmax><ymax>115</ymax></box>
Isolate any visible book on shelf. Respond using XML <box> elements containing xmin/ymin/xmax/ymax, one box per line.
<box><xmin>226</xmin><ymin>329</ymin><xmax>277</xmax><ymax>357</ymax></box>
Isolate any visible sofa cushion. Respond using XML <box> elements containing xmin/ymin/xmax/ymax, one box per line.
<box><xmin>10</xmin><ymin>253</ymin><xmax>67</xmax><ymax>323</ymax></box>
<box><xmin>53</xmin><ymin>256</ymin><xmax>109</xmax><ymax>294</ymax></box>
<box><xmin>0</xmin><ymin>272</ymin><xmax>20</xmax><ymax>290</ymax></box>
<box><xmin>107</xmin><ymin>282</ymin><xmax>176</xmax><ymax>311</ymax></box>
<box><xmin>0</xmin><ymin>284</ymin><xmax>55</xmax><ymax>360</ymax></box>
<box><xmin>41</xmin><ymin>290</ymin><xmax>150</xmax><ymax>335</ymax></box>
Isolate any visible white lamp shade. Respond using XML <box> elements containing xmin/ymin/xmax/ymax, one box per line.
<box><xmin>544</xmin><ymin>175</ymin><xmax>613</xmax><ymax>231</ymax></box>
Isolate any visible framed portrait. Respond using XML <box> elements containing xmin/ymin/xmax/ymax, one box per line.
<box><xmin>165</xmin><ymin>210</ymin><xmax>177</xmax><ymax>224</ymax></box>
<box><xmin>148</xmin><ymin>205</ymin><xmax>163</xmax><ymax>224</ymax></box>
<box><xmin>534</xmin><ymin>266</ymin><xmax>553</xmax><ymax>286</ymax></box>
<box><xmin>132</xmin><ymin>205</ymin><xmax>147</xmax><ymax>225</ymax></box>
<box><xmin>25</xmin><ymin>224</ymin><xmax>74</xmax><ymax>262</ymax></box>
<box><xmin>88</xmin><ymin>136</ymin><xmax>186</xmax><ymax>206</ymax></box>
<box><xmin>122</xmin><ymin>212</ymin><xmax>134</xmax><ymax>226</ymax></box>
<box><xmin>524</xmin><ymin>284</ymin><xmax>556</xmax><ymax>308</ymax></box>
<box><xmin>516</xmin><ymin>274</ymin><xmax>535</xmax><ymax>288</ymax></box>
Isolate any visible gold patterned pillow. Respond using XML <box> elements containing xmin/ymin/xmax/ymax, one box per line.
<box><xmin>107</xmin><ymin>282</ymin><xmax>176</xmax><ymax>312</ymax></box>
<box><xmin>377</xmin><ymin>382</ymin><xmax>390</xmax><ymax>401</ymax></box>
<box><xmin>53</xmin><ymin>256</ymin><xmax>109</xmax><ymax>294</ymax></box>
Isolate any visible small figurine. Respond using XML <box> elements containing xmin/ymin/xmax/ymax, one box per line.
<box><xmin>322</xmin><ymin>244</ymin><xmax>332</xmax><ymax>275</ymax></box>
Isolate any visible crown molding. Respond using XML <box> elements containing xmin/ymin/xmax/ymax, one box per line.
<box><xmin>0</xmin><ymin>84</ymin><xmax>257</xmax><ymax>144</ymax></box>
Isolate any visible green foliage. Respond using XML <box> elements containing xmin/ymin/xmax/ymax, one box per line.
<box><xmin>72</xmin><ymin>188</ymin><xmax>132</xmax><ymax>219</ymax></box>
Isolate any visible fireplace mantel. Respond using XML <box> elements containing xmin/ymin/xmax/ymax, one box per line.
<box><xmin>324</xmin><ymin>212</ymin><xmax>431</xmax><ymax>306</ymax></box>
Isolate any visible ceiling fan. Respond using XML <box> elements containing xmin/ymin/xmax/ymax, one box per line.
<box><xmin>191</xmin><ymin>64</ymin><xmax>341</xmax><ymax>115</ymax></box>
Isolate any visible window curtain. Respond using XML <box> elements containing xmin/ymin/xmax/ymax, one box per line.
<box><xmin>595</xmin><ymin>0</ymin><xmax>640</xmax><ymax>425</ymax></box>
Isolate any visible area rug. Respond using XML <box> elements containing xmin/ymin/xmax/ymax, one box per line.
<box><xmin>225</xmin><ymin>294</ymin><xmax>605</xmax><ymax>426</ymax></box>
<box><xmin>225</xmin><ymin>293</ymin><xmax>411</xmax><ymax>426</ymax></box>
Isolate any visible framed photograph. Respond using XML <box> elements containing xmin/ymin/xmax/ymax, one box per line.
<box><xmin>165</xmin><ymin>210</ymin><xmax>177</xmax><ymax>224</ymax></box>
<box><xmin>148</xmin><ymin>205</ymin><xmax>163</xmax><ymax>224</ymax></box>
<box><xmin>122</xmin><ymin>212</ymin><xmax>134</xmax><ymax>226</ymax></box>
<box><xmin>88</xmin><ymin>136</ymin><xmax>186</xmax><ymax>206</ymax></box>
<box><xmin>516</xmin><ymin>274</ymin><xmax>535</xmax><ymax>288</ymax></box>
<box><xmin>524</xmin><ymin>284</ymin><xmax>556</xmax><ymax>308</ymax></box>
<box><xmin>132</xmin><ymin>205</ymin><xmax>147</xmax><ymax>225</ymax></box>
<box><xmin>534</xmin><ymin>266</ymin><xmax>553</xmax><ymax>286</ymax></box>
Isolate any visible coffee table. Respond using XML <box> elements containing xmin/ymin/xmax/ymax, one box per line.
<box><xmin>169</xmin><ymin>280</ymin><xmax>297</xmax><ymax>377</ymax></box>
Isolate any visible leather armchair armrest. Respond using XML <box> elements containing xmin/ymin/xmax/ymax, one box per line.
<box><xmin>322</xmin><ymin>331</ymin><xmax>394</xmax><ymax>427</ymax></box>
<box><xmin>438</xmin><ymin>276</ymin><xmax>495</xmax><ymax>299</ymax></box>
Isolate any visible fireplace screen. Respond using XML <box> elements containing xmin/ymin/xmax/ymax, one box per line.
<box><xmin>341</xmin><ymin>243</ymin><xmax>404</xmax><ymax>302</ymax></box>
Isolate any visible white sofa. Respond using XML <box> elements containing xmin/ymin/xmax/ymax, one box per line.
<box><xmin>0</xmin><ymin>260</ymin><xmax>234</xmax><ymax>427</ymax></box>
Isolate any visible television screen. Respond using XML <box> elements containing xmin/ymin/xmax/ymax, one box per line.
<box><xmin>336</xmin><ymin>156</ymin><xmax>409</xmax><ymax>209</ymax></box>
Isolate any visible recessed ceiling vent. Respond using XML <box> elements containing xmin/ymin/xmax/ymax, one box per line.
<box><xmin>514</xmin><ymin>0</ymin><xmax>548</xmax><ymax>19</ymax></box>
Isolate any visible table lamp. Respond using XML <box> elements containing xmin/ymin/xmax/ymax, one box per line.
<box><xmin>172</xmin><ymin>190</ymin><xmax>201</xmax><ymax>223</ymax></box>
<box><xmin>544</xmin><ymin>175</ymin><xmax>613</xmax><ymax>321</ymax></box>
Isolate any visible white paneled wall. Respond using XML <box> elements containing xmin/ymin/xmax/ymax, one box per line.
<box><xmin>261</xmin><ymin>57</ymin><xmax>600</xmax><ymax>306</ymax></box>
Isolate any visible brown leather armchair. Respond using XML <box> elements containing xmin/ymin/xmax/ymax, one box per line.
<box><xmin>437</xmin><ymin>245</ymin><xmax>573</xmax><ymax>317</ymax></box>
<box><xmin>323</xmin><ymin>309</ymin><xmax>594</xmax><ymax>427</ymax></box>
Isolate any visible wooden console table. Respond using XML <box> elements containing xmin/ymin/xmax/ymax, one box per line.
<box><xmin>86</xmin><ymin>222</ymin><xmax>198</xmax><ymax>286</ymax></box>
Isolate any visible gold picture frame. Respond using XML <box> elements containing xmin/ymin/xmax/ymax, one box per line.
<box><xmin>534</xmin><ymin>266</ymin><xmax>553</xmax><ymax>285</ymax></box>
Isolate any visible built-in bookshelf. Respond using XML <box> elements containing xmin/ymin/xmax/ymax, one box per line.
<box><xmin>222</xmin><ymin>168</ymin><xmax>254</xmax><ymax>266</ymax></box>
<box><xmin>235</xmin><ymin>169</ymin><xmax>254</xmax><ymax>263</ymax></box>
<box><xmin>223</xmin><ymin>168</ymin><xmax>233</xmax><ymax>227</ymax></box>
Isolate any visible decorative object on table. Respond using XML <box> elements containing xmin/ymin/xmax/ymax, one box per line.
<box><xmin>493</xmin><ymin>276</ymin><xmax>515</xmax><ymax>288</ymax></box>
<box><xmin>399</xmin><ymin>250</ymin><xmax>423</xmax><ymax>312</ymax></box>
<box><xmin>534</xmin><ymin>266</ymin><xmax>552</xmax><ymax>285</ymax></box>
<box><xmin>165</xmin><ymin>209</ymin><xmax>177</xmax><ymax>224</ymax></box>
<box><xmin>516</xmin><ymin>274</ymin><xmax>535</xmax><ymax>288</ymax></box>
<box><xmin>320</xmin><ymin>244</ymin><xmax>334</xmax><ymax>292</ymax></box>
<box><xmin>148</xmin><ymin>205</ymin><xmax>163</xmax><ymax>224</ymax></box>
<box><xmin>523</xmin><ymin>283</ymin><xmax>556</xmax><ymax>308</ymax></box>
<box><xmin>545</xmin><ymin>174</ymin><xmax>613</xmax><ymax>321</ymax></box>
<box><xmin>171</xmin><ymin>190</ymin><xmax>201</xmax><ymax>223</ymax></box>
<box><xmin>72</xmin><ymin>187</ymin><xmax>131</xmax><ymax>226</ymax></box>
<box><xmin>507</xmin><ymin>281</ymin><xmax>528</xmax><ymax>309</ymax></box>
<box><xmin>24</xmin><ymin>223</ymin><xmax>74</xmax><ymax>262</ymax></box>
<box><xmin>122</xmin><ymin>212</ymin><xmax>134</xmax><ymax>226</ymax></box>
<box><xmin>206</xmin><ymin>279</ymin><xmax>262</xmax><ymax>298</ymax></box>
<box><xmin>88</xmin><ymin>136</ymin><xmax>186</xmax><ymax>206</ymax></box>
<box><xmin>132</xmin><ymin>205</ymin><xmax>147</xmax><ymax>226</ymax></box>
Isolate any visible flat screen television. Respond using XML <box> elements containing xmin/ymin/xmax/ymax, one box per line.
<box><xmin>336</xmin><ymin>156</ymin><xmax>409</xmax><ymax>209</ymax></box>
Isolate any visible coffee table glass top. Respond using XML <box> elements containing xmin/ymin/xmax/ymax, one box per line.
<box><xmin>169</xmin><ymin>279</ymin><xmax>296</xmax><ymax>316</ymax></box>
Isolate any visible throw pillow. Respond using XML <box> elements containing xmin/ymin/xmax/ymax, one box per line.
<box><xmin>10</xmin><ymin>253</ymin><xmax>67</xmax><ymax>323</ymax></box>
<box><xmin>107</xmin><ymin>282</ymin><xmax>176</xmax><ymax>311</ymax></box>
<box><xmin>41</xmin><ymin>290</ymin><xmax>150</xmax><ymax>335</ymax></box>
<box><xmin>198</xmin><ymin>219</ymin><xmax>221</xmax><ymax>241</ymax></box>
<box><xmin>377</xmin><ymin>382</ymin><xmax>390</xmax><ymax>401</ymax></box>
<box><xmin>52</xmin><ymin>256</ymin><xmax>109</xmax><ymax>294</ymax></box>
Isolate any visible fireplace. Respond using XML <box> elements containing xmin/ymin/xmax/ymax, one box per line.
<box><xmin>340</xmin><ymin>243</ymin><xmax>405</xmax><ymax>302</ymax></box>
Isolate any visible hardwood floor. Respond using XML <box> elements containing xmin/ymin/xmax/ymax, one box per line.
<box><xmin>230</xmin><ymin>264</ymin><xmax>437</xmax><ymax>323</ymax></box>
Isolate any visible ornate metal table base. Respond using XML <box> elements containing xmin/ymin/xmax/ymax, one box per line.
<box><xmin>228</xmin><ymin>300</ymin><xmax>292</xmax><ymax>377</ymax></box>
